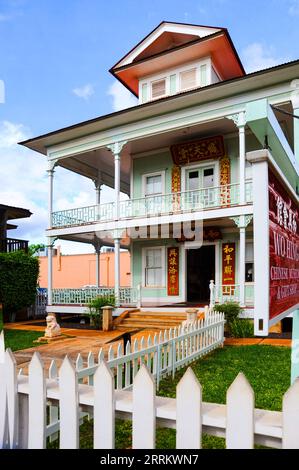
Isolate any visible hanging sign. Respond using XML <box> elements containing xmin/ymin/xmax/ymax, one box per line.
<box><xmin>220</xmin><ymin>156</ymin><xmax>231</xmax><ymax>206</ymax></box>
<box><xmin>222</xmin><ymin>243</ymin><xmax>236</xmax><ymax>287</ymax></box>
<box><xmin>171</xmin><ymin>165</ymin><xmax>181</xmax><ymax>211</ymax></box>
<box><xmin>170</xmin><ymin>135</ymin><xmax>225</xmax><ymax>166</ymax></box>
<box><xmin>167</xmin><ymin>247</ymin><xmax>179</xmax><ymax>296</ymax></box>
<box><xmin>269</xmin><ymin>169</ymin><xmax>299</xmax><ymax>320</ymax></box>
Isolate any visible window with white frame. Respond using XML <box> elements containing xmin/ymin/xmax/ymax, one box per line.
<box><xmin>245</xmin><ymin>242</ymin><xmax>254</xmax><ymax>282</ymax></box>
<box><xmin>144</xmin><ymin>247</ymin><xmax>164</xmax><ymax>287</ymax></box>
<box><xmin>145</xmin><ymin>173</ymin><xmax>163</xmax><ymax>197</ymax></box>
<box><xmin>151</xmin><ymin>78</ymin><xmax>166</xmax><ymax>100</ymax></box>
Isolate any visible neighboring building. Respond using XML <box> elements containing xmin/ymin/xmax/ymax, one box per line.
<box><xmin>38</xmin><ymin>246</ymin><xmax>131</xmax><ymax>288</ymax></box>
<box><xmin>0</xmin><ymin>204</ymin><xmax>31</xmax><ymax>253</ymax></box>
<box><xmin>21</xmin><ymin>22</ymin><xmax>299</xmax><ymax>336</ymax></box>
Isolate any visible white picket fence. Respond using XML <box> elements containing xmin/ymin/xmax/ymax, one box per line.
<box><xmin>1</xmin><ymin>337</ymin><xmax>299</xmax><ymax>449</ymax></box>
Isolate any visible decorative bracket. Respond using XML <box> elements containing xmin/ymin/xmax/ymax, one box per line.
<box><xmin>107</xmin><ymin>140</ymin><xmax>128</xmax><ymax>156</ymax></box>
<box><xmin>291</xmin><ymin>79</ymin><xmax>299</xmax><ymax>110</ymax></box>
<box><xmin>230</xmin><ymin>215</ymin><xmax>253</xmax><ymax>229</ymax></box>
<box><xmin>47</xmin><ymin>159</ymin><xmax>58</xmax><ymax>173</ymax></box>
<box><xmin>227</xmin><ymin>111</ymin><xmax>246</xmax><ymax>128</ymax></box>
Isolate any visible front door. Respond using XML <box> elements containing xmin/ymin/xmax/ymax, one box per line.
<box><xmin>187</xmin><ymin>245</ymin><xmax>215</xmax><ymax>302</ymax></box>
<box><xmin>186</xmin><ymin>165</ymin><xmax>216</xmax><ymax>208</ymax></box>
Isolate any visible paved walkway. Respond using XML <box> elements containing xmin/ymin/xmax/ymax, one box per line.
<box><xmin>225</xmin><ymin>338</ymin><xmax>291</xmax><ymax>347</ymax></box>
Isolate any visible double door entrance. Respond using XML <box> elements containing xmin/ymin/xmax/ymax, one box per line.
<box><xmin>186</xmin><ymin>245</ymin><xmax>215</xmax><ymax>303</ymax></box>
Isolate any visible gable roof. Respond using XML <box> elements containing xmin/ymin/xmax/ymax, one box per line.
<box><xmin>110</xmin><ymin>21</ymin><xmax>245</xmax><ymax>96</ymax></box>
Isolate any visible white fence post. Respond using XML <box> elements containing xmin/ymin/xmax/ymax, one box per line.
<box><xmin>59</xmin><ymin>356</ymin><xmax>79</xmax><ymax>449</ymax></box>
<box><xmin>0</xmin><ymin>331</ymin><xmax>8</xmax><ymax>449</ymax></box>
<box><xmin>176</xmin><ymin>368</ymin><xmax>202</xmax><ymax>449</ymax></box>
<box><xmin>226</xmin><ymin>372</ymin><xmax>254</xmax><ymax>449</ymax></box>
<box><xmin>282</xmin><ymin>378</ymin><xmax>299</xmax><ymax>449</ymax></box>
<box><xmin>28</xmin><ymin>352</ymin><xmax>46</xmax><ymax>449</ymax></box>
<box><xmin>133</xmin><ymin>365</ymin><xmax>155</xmax><ymax>449</ymax></box>
<box><xmin>48</xmin><ymin>359</ymin><xmax>59</xmax><ymax>443</ymax></box>
<box><xmin>94</xmin><ymin>361</ymin><xmax>115</xmax><ymax>449</ymax></box>
<box><xmin>5</xmin><ymin>349</ymin><xmax>18</xmax><ymax>449</ymax></box>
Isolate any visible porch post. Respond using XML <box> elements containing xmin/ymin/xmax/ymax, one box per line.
<box><xmin>227</xmin><ymin>112</ymin><xmax>246</xmax><ymax>205</ymax></box>
<box><xmin>95</xmin><ymin>172</ymin><xmax>102</xmax><ymax>221</ymax></box>
<box><xmin>108</xmin><ymin>141</ymin><xmax>127</xmax><ymax>220</ymax></box>
<box><xmin>47</xmin><ymin>238</ymin><xmax>54</xmax><ymax>306</ymax></box>
<box><xmin>114</xmin><ymin>237</ymin><xmax>121</xmax><ymax>307</ymax></box>
<box><xmin>94</xmin><ymin>242</ymin><xmax>101</xmax><ymax>288</ymax></box>
<box><xmin>238</xmin><ymin>112</ymin><xmax>246</xmax><ymax>205</ymax></box>
<box><xmin>230</xmin><ymin>215</ymin><xmax>253</xmax><ymax>307</ymax></box>
<box><xmin>291</xmin><ymin>309</ymin><xmax>299</xmax><ymax>384</ymax></box>
<box><xmin>47</xmin><ymin>161</ymin><xmax>56</xmax><ymax>307</ymax></box>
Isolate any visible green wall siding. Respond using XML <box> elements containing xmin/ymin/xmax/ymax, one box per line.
<box><xmin>133</xmin><ymin>151</ymin><xmax>173</xmax><ymax>198</ymax></box>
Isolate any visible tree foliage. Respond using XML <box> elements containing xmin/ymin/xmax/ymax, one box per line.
<box><xmin>0</xmin><ymin>251</ymin><xmax>39</xmax><ymax>316</ymax></box>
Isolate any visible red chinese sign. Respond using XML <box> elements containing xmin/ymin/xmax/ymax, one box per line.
<box><xmin>222</xmin><ymin>243</ymin><xmax>236</xmax><ymax>286</ymax></box>
<box><xmin>269</xmin><ymin>169</ymin><xmax>299</xmax><ymax>320</ymax></box>
<box><xmin>167</xmin><ymin>247</ymin><xmax>179</xmax><ymax>296</ymax></box>
<box><xmin>220</xmin><ymin>156</ymin><xmax>231</xmax><ymax>206</ymax></box>
<box><xmin>170</xmin><ymin>135</ymin><xmax>225</xmax><ymax>166</ymax></box>
<box><xmin>171</xmin><ymin>166</ymin><xmax>181</xmax><ymax>212</ymax></box>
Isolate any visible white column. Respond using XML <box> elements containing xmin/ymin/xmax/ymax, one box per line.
<box><xmin>291</xmin><ymin>79</ymin><xmax>299</xmax><ymax>164</ymax></box>
<box><xmin>239</xmin><ymin>219</ymin><xmax>246</xmax><ymax>307</ymax></box>
<box><xmin>247</xmin><ymin>150</ymin><xmax>270</xmax><ymax>336</ymax></box>
<box><xmin>114</xmin><ymin>152</ymin><xmax>121</xmax><ymax>220</ymax></box>
<box><xmin>47</xmin><ymin>238</ymin><xmax>53</xmax><ymax>306</ymax></box>
<box><xmin>47</xmin><ymin>165</ymin><xmax>55</xmax><ymax>229</ymax></box>
<box><xmin>47</xmin><ymin>163</ymin><xmax>56</xmax><ymax>307</ymax></box>
<box><xmin>95</xmin><ymin>245</ymin><xmax>101</xmax><ymax>287</ymax></box>
<box><xmin>114</xmin><ymin>238</ymin><xmax>121</xmax><ymax>307</ymax></box>
<box><xmin>238</xmin><ymin>112</ymin><xmax>246</xmax><ymax>205</ymax></box>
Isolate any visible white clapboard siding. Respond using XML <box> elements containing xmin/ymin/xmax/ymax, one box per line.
<box><xmin>28</xmin><ymin>353</ymin><xmax>46</xmax><ymax>449</ymax></box>
<box><xmin>226</xmin><ymin>372</ymin><xmax>254</xmax><ymax>449</ymax></box>
<box><xmin>59</xmin><ymin>356</ymin><xmax>79</xmax><ymax>449</ymax></box>
<box><xmin>94</xmin><ymin>361</ymin><xmax>115</xmax><ymax>449</ymax></box>
<box><xmin>133</xmin><ymin>365</ymin><xmax>155</xmax><ymax>449</ymax></box>
<box><xmin>176</xmin><ymin>367</ymin><xmax>202</xmax><ymax>449</ymax></box>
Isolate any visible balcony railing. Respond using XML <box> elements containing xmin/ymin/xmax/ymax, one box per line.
<box><xmin>0</xmin><ymin>238</ymin><xmax>29</xmax><ymax>253</ymax></box>
<box><xmin>211</xmin><ymin>283</ymin><xmax>254</xmax><ymax>306</ymax></box>
<box><xmin>52</xmin><ymin>287</ymin><xmax>140</xmax><ymax>306</ymax></box>
<box><xmin>51</xmin><ymin>181</ymin><xmax>253</xmax><ymax>229</ymax></box>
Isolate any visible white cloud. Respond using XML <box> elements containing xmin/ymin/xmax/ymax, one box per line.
<box><xmin>242</xmin><ymin>43</ymin><xmax>289</xmax><ymax>73</ymax></box>
<box><xmin>0</xmin><ymin>121</ymin><xmax>116</xmax><ymax>254</ymax></box>
<box><xmin>289</xmin><ymin>0</ymin><xmax>299</xmax><ymax>15</ymax></box>
<box><xmin>108</xmin><ymin>80</ymin><xmax>137</xmax><ymax>112</ymax></box>
<box><xmin>72</xmin><ymin>83</ymin><xmax>95</xmax><ymax>100</ymax></box>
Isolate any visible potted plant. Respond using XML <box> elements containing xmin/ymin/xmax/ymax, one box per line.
<box><xmin>87</xmin><ymin>294</ymin><xmax>116</xmax><ymax>329</ymax></box>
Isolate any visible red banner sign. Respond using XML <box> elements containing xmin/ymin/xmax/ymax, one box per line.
<box><xmin>167</xmin><ymin>247</ymin><xmax>179</xmax><ymax>296</ymax></box>
<box><xmin>269</xmin><ymin>169</ymin><xmax>299</xmax><ymax>320</ymax></box>
<box><xmin>222</xmin><ymin>243</ymin><xmax>236</xmax><ymax>286</ymax></box>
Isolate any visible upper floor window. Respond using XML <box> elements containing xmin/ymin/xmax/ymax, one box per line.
<box><xmin>151</xmin><ymin>78</ymin><xmax>166</xmax><ymax>100</ymax></box>
<box><xmin>180</xmin><ymin>68</ymin><xmax>197</xmax><ymax>91</ymax></box>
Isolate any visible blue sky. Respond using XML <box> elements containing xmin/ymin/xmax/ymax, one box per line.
<box><xmin>1</xmin><ymin>0</ymin><xmax>299</xmax><ymax>252</ymax></box>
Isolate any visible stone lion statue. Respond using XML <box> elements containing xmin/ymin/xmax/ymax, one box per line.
<box><xmin>45</xmin><ymin>313</ymin><xmax>61</xmax><ymax>338</ymax></box>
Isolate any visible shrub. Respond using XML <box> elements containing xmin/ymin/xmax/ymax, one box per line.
<box><xmin>230</xmin><ymin>319</ymin><xmax>254</xmax><ymax>338</ymax></box>
<box><xmin>0</xmin><ymin>251</ymin><xmax>39</xmax><ymax>321</ymax></box>
<box><xmin>214</xmin><ymin>301</ymin><xmax>241</xmax><ymax>324</ymax></box>
<box><xmin>87</xmin><ymin>294</ymin><xmax>116</xmax><ymax>329</ymax></box>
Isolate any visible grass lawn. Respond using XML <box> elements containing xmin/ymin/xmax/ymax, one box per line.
<box><xmin>2</xmin><ymin>329</ymin><xmax>42</xmax><ymax>351</ymax></box>
<box><xmin>48</xmin><ymin>344</ymin><xmax>291</xmax><ymax>449</ymax></box>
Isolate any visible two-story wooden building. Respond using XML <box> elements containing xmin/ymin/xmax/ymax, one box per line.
<box><xmin>21</xmin><ymin>22</ymin><xmax>299</xmax><ymax>340</ymax></box>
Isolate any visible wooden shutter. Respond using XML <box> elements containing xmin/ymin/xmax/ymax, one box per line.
<box><xmin>180</xmin><ymin>68</ymin><xmax>197</xmax><ymax>91</ymax></box>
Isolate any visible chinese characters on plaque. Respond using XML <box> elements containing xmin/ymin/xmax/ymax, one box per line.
<box><xmin>167</xmin><ymin>247</ymin><xmax>179</xmax><ymax>296</ymax></box>
<box><xmin>269</xmin><ymin>169</ymin><xmax>299</xmax><ymax>320</ymax></box>
<box><xmin>170</xmin><ymin>135</ymin><xmax>225</xmax><ymax>166</ymax></box>
<box><xmin>222</xmin><ymin>243</ymin><xmax>236</xmax><ymax>292</ymax></box>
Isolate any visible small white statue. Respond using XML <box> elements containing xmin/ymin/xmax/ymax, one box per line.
<box><xmin>182</xmin><ymin>308</ymin><xmax>198</xmax><ymax>330</ymax></box>
<box><xmin>45</xmin><ymin>313</ymin><xmax>61</xmax><ymax>338</ymax></box>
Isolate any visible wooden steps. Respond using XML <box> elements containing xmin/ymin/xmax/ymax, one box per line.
<box><xmin>116</xmin><ymin>310</ymin><xmax>188</xmax><ymax>331</ymax></box>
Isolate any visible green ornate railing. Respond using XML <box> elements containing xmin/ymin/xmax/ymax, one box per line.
<box><xmin>52</xmin><ymin>287</ymin><xmax>139</xmax><ymax>306</ymax></box>
<box><xmin>211</xmin><ymin>283</ymin><xmax>254</xmax><ymax>306</ymax></box>
<box><xmin>51</xmin><ymin>181</ymin><xmax>253</xmax><ymax>228</ymax></box>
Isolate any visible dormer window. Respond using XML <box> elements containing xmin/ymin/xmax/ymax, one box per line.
<box><xmin>151</xmin><ymin>78</ymin><xmax>166</xmax><ymax>100</ymax></box>
<box><xmin>180</xmin><ymin>68</ymin><xmax>197</xmax><ymax>91</ymax></box>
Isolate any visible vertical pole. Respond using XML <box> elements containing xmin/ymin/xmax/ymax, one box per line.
<box><xmin>291</xmin><ymin>309</ymin><xmax>299</xmax><ymax>384</ymax></box>
<box><xmin>291</xmin><ymin>80</ymin><xmax>299</xmax><ymax>164</ymax></box>
<box><xmin>95</xmin><ymin>248</ymin><xmax>101</xmax><ymax>287</ymax></box>
<box><xmin>47</xmin><ymin>163</ymin><xmax>55</xmax><ymax>307</ymax></box>
<box><xmin>239</xmin><ymin>221</ymin><xmax>246</xmax><ymax>307</ymax></box>
<box><xmin>114</xmin><ymin>152</ymin><xmax>120</xmax><ymax>220</ymax></box>
<box><xmin>114</xmin><ymin>238</ymin><xmax>120</xmax><ymax>307</ymax></box>
<box><xmin>238</xmin><ymin>112</ymin><xmax>246</xmax><ymax>205</ymax></box>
